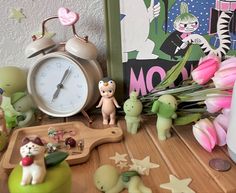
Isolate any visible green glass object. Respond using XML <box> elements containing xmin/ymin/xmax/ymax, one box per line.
<box><xmin>123</xmin><ymin>91</ymin><xmax>143</xmax><ymax>134</ymax></box>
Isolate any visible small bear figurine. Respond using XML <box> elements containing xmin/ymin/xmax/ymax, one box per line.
<box><xmin>151</xmin><ymin>94</ymin><xmax>177</xmax><ymax>140</ymax></box>
<box><xmin>96</xmin><ymin>78</ymin><xmax>120</xmax><ymax>125</ymax></box>
<box><xmin>20</xmin><ymin>137</ymin><xmax>46</xmax><ymax>185</ymax></box>
<box><xmin>11</xmin><ymin>92</ymin><xmax>36</xmax><ymax>128</ymax></box>
<box><xmin>94</xmin><ymin>165</ymin><xmax>152</xmax><ymax>193</ymax></box>
<box><xmin>123</xmin><ymin>91</ymin><xmax>143</xmax><ymax>134</ymax></box>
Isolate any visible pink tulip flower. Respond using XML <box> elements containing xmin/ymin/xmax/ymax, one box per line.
<box><xmin>191</xmin><ymin>55</ymin><xmax>220</xmax><ymax>85</ymax></box>
<box><xmin>212</xmin><ymin>108</ymin><xmax>230</xmax><ymax>146</ymax></box>
<box><xmin>192</xmin><ymin>118</ymin><xmax>217</xmax><ymax>152</ymax></box>
<box><xmin>205</xmin><ymin>94</ymin><xmax>232</xmax><ymax>113</ymax></box>
<box><xmin>212</xmin><ymin>57</ymin><xmax>236</xmax><ymax>89</ymax></box>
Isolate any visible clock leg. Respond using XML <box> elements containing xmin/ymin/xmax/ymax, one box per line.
<box><xmin>81</xmin><ymin>110</ymin><xmax>92</xmax><ymax>124</ymax></box>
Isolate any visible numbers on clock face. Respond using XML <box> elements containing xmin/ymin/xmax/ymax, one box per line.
<box><xmin>32</xmin><ymin>57</ymin><xmax>88</xmax><ymax>115</ymax></box>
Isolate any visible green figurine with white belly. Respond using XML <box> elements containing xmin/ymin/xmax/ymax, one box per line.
<box><xmin>94</xmin><ymin>165</ymin><xmax>152</xmax><ymax>193</ymax></box>
<box><xmin>123</xmin><ymin>91</ymin><xmax>143</xmax><ymax>134</ymax></box>
<box><xmin>151</xmin><ymin>94</ymin><xmax>177</xmax><ymax>140</ymax></box>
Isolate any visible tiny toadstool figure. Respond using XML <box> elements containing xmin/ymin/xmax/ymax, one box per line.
<box><xmin>151</xmin><ymin>94</ymin><xmax>177</xmax><ymax>140</ymax></box>
<box><xmin>94</xmin><ymin>164</ymin><xmax>152</xmax><ymax>193</ymax></box>
<box><xmin>96</xmin><ymin>78</ymin><xmax>120</xmax><ymax>125</ymax></box>
<box><xmin>123</xmin><ymin>91</ymin><xmax>143</xmax><ymax>134</ymax></box>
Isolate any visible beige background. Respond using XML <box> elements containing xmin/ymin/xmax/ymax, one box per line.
<box><xmin>0</xmin><ymin>0</ymin><xmax>106</xmax><ymax>69</ymax></box>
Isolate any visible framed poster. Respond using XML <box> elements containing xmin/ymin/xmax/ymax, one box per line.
<box><xmin>104</xmin><ymin>0</ymin><xmax>236</xmax><ymax>100</ymax></box>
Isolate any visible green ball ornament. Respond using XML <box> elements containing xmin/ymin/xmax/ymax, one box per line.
<box><xmin>8</xmin><ymin>161</ymin><xmax>71</xmax><ymax>193</ymax></box>
<box><xmin>0</xmin><ymin>66</ymin><xmax>27</xmax><ymax>97</ymax></box>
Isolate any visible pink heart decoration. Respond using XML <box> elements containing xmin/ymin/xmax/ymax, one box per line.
<box><xmin>58</xmin><ymin>7</ymin><xmax>79</xmax><ymax>26</ymax></box>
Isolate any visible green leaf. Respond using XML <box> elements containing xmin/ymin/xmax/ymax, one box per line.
<box><xmin>155</xmin><ymin>47</ymin><xmax>192</xmax><ymax>90</ymax></box>
<box><xmin>174</xmin><ymin>113</ymin><xmax>201</xmax><ymax>125</ymax></box>
<box><xmin>45</xmin><ymin>151</ymin><xmax>69</xmax><ymax>168</ymax></box>
<box><xmin>121</xmin><ymin>171</ymin><xmax>139</xmax><ymax>182</ymax></box>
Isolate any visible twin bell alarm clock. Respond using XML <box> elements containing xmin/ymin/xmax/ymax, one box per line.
<box><xmin>25</xmin><ymin>8</ymin><xmax>103</xmax><ymax>117</ymax></box>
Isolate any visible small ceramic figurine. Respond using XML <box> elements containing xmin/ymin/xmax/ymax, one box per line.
<box><xmin>11</xmin><ymin>92</ymin><xmax>36</xmax><ymax>127</ymax></box>
<box><xmin>20</xmin><ymin>137</ymin><xmax>46</xmax><ymax>185</ymax></box>
<box><xmin>94</xmin><ymin>165</ymin><xmax>152</xmax><ymax>193</ymax></box>
<box><xmin>123</xmin><ymin>91</ymin><xmax>143</xmax><ymax>134</ymax></box>
<box><xmin>151</xmin><ymin>94</ymin><xmax>177</xmax><ymax>140</ymax></box>
<box><xmin>96</xmin><ymin>78</ymin><xmax>121</xmax><ymax>125</ymax></box>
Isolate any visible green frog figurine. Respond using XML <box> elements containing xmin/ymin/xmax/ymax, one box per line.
<box><xmin>151</xmin><ymin>94</ymin><xmax>177</xmax><ymax>140</ymax></box>
<box><xmin>123</xmin><ymin>91</ymin><xmax>143</xmax><ymax>134</ymax></box>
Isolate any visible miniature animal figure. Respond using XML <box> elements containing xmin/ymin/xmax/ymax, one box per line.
<box><xmin>20</xmin><ymin>137</ymin><xmax>46</xmax><ymax>185</ymax></box>
<box><xmin>96</xmin><ymin>78</ymin><xmax>120</xmax><ymax>125</ymax></box>
<box><xmin>151</xmin><ymin>94</ymin><xmax>177</xmax><ymax>140</ymax></box>
<box><xmin>123</xmin><ymin>91</ymin><xmax>143</xmax><ymax>134</ymax></box>
<box><xmin>11</xmin><ymin>92</ymin><xmax>36</xmax><ymax>127</ymax></box>
<box><xmin>94</xmin><ymin>165</ymin><xmax>152</xmax><ymax>193</ymax></box>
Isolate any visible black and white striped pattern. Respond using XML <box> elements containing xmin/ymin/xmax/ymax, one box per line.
<box><xmin>183</xmin><ymin>12</ymin><xmax>233</xmax><ymax>58</ymax></box>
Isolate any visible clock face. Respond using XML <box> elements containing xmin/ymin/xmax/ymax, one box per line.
<box><xmin>28</xmin><ymin>54</ymin><xmax>89</xmax><ymax>117</ymax></box>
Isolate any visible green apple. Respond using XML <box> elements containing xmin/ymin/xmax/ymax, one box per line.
<box><xmin>8</xmin><ymin>161</ymin><xmax>71</xmax><ymax>193</ymax></box>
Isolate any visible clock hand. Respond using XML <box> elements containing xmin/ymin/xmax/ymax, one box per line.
<box><xmin>52</xmin><ymin>67</ymin><xmax>70</xmax><ymax>101</ymax></box>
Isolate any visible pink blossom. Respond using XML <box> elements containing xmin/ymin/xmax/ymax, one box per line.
<box><xmin>191</xmin><ymin>55</ymin><xmax>220</xmax><ymax>85</ymax></box>
<box><xmin>212</xmin><ymin>57</ymin><xmax>236</xmax><ymax>89</ymax></box>
<box><xmin>205</xmin><ymin>94</ymin><xmax>232</xmax><ymax>113</ymax></box>
<box><xmin>192</xmin><ymin>118</ymin><xmax>217</xmax><ymax>152</ymax></box>
<box><xmin>212</xmin><ymin>108</ymin><xmax>230</xmax><ymax>146</ymax></box>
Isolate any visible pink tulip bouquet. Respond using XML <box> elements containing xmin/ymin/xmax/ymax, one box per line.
<box><xmin>141</xmin><ymin>52</ymin><xmax>236</xmax><ymax>152</ymax></box>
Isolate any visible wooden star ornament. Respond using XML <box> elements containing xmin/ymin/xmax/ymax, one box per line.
<box><xmin>9</xmin><ymin>8</ymin><xmax>26</xmax><ymax>23</ymax></box>
<box><xmin>109</xmin><ymin>152</ymin><xmax>128</xmax><ymax>164</ymax></box>
<box><xmin>130</xmin><ymin>156</ymin><xmax>159</xmax><ymax>175</ymax></box>
<box><xmin>160</xmin><ymin>175</ymin><xmax>195</xmax><ymax>193</ymax></box>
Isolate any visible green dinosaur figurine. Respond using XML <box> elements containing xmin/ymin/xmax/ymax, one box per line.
<box><xmin>11</xmin><ymin>92</ymin><xmax>36</xmax><ymax>127</ymax></box>
<box><xmin>151</xmin><ymin>94</ymin><xmax>177</xmax><ymax>140</ymax></box>
<box><xmin>123</xmin><ymin>91</ymin><xmax>143</xmax><ymax>134</ymax></box>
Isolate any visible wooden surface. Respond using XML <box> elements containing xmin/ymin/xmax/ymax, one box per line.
<box><xmin>0</xmin><ymin>114</ymin><xmax>236</xmax><ymax>193</ymax></box>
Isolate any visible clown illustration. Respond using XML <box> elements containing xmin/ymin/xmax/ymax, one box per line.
<box><xmin>160</xmin><ymin>2</ymin><xmax>199</xmax><ymax>60</ymax></box>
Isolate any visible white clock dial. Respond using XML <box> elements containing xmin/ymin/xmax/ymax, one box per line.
<box><xmin>28</xmin><ymin>55</ymin><xmax>89</xmax><ymax>117</ymax></box>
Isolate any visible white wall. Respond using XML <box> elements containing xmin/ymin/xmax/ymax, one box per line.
<box><xmin>0</xmin><ymin>0</ymin><xmax>106</xmax><ymax>70</ymax></box>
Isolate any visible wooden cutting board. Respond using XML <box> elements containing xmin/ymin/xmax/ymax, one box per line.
<box><xmin>2</xmin><ymin>121</ymin><xmax>123</xmax><ymax>170</ymax></box>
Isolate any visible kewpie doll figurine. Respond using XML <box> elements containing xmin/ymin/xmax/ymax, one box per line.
<box><xmin>94</xmin><ymin>165</ymin><xmax>152</xmax><ymax>193</ymax></box>
<box><xmin>96</xmin><ymin>78</ymin><xmax>120</xmax><ymax>125</ymax></box>
<box><xmin>123</xmin><ymin>91</ymin><xmax>143</xmax><ymax>134</ymax></box>
<box><xmin>151</xmin><ymin>94</ymin><xmax>177</xmax><ymax>140</ymax></box>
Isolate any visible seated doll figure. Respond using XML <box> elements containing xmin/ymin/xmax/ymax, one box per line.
<box><xmin>123</xmin><ymin>91</ymin><xmax>143</xmax><ymax>134</ymax></box>
<box><xmin>96</xmin><ymin>78</ymin><xmax>120</xmax><ymax>125</ymax></box>
<box><xmin>11</xmin><ymin>92</ymin><xmax>36</xmax><ymax>127</ymax></box>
